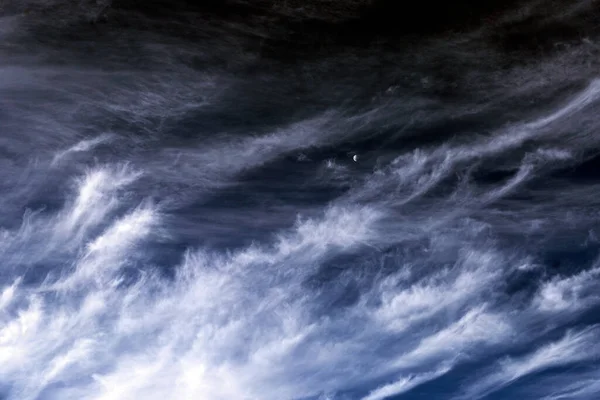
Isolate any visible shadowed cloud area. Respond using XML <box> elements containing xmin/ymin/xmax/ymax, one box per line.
<box><xmin>1</xmin><ymin>0</ymin><xmax>600</xmax><ymax>399</ymax></box>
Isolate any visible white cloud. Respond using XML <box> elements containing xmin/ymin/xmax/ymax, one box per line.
<box><xmin>457</xmin><ymin>326</ymin><xmax>600</xmax><ymax>400</ymax></box>
<box><xmin>361</xmin><ymin>367</ymin><xmax>451</xmax><ymax>400</ymax></box>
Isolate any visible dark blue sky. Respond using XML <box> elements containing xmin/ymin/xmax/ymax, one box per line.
<box><xmin>1</xmin><ymin>1</ymin><xmax>600</xmax><ymax>399</ymax></box>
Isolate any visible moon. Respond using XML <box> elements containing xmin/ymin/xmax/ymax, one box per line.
<box><xmin>353</xmin><ymin>154</ymin><xmax>358</xmax><ymax>162</ymax></box>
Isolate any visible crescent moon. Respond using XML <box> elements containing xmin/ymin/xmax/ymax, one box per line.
<box><xmin>353</xmin><ymin>154</ymin><xmax>358</xmax><ymax>162</ymax></box>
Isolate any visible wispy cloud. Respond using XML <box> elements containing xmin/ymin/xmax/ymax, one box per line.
<box><xmin>456</xmin><ymin>326</ymin><xmax>600</xmax><ymax>400</ymax></box>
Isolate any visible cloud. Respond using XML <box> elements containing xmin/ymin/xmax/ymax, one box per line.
<box><xmin>457</xmin><ymin>325</ymin><xmax>600</xmax><ymax>400</ymax></box>
<box><xmin>361</xmin><ymin>367</ymin><xmax>451</xmax><ymax>400</ymax></box>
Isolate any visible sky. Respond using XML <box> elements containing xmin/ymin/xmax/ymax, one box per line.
<box><xmin>1</xmin><ymin>1</ymin><xmax>600</xmax><ymax>399</ymax></box>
